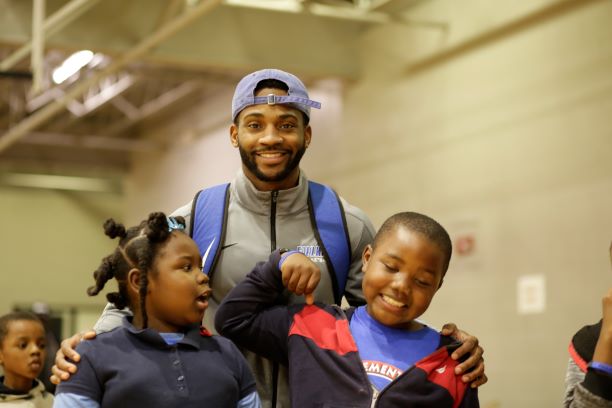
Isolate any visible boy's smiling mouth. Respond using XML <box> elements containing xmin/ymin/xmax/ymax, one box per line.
<box><xmin>380</xmin><ymin>294</ymin><xmax>406</xmax><ymax>308</ymax></box>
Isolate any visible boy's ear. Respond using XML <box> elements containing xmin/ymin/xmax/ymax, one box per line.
<box><xmin>361</xmin><ymin>245</ymin><xmax>373</xmax><ymax>273</ymax></box>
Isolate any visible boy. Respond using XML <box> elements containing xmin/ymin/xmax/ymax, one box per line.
<box><xmin>216</xmin><ymin>211</ymin><xmax>479</xmax><ymax>408</ymax></box>
<box><xmin>0</xmin><ymin>312</ymin><xmax>53</xmax><ymax>407</ymax></box>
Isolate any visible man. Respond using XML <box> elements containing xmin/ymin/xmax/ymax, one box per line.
<box><xmin>52</xmin><ymin>69</ymin><xmax>486</xmax><ymax>407</ymax></box>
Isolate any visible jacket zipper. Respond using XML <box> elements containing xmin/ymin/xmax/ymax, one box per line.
<box><xmin>270</xmin><ymin>189</ymin><xmax>279</xmax><ymax>407</ymax></box>
<box><xmin>270</xmin><ymin>190</ymin><xmax>278</xmax><ymax>252</ymax></box>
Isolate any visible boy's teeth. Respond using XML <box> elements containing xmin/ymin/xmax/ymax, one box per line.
<box><xmin>382</xmin><ymin>294</ymin><xmax>404</xmax><ymax>307</ymax></box>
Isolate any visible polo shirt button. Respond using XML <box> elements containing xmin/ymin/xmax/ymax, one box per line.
<box><xmin>177</xmin><ymin>375</ymin><xmax>184</xmax><ymax>381</ymax></box>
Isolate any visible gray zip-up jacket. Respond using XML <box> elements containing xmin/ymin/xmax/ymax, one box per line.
<box><xmin>93</xmin><ymin>169</ymin><xmax>376</xmax><ymax>408</ymax></box>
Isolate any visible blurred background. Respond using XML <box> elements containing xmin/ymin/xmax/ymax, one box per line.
<box><xmin>1</xmin><ymin>0</ymin><xmax>611</xmax><ymax>406</ymax></box>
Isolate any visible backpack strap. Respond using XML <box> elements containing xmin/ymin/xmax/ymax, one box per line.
<box><xmin>190</xmin><ymin>183</ymin><xmax>231</xmax><ymax>278</ymax></box>
<box><xmin>307</xmin><ymin>181</ymin><xmax>351</xmax><ymax>304</ymax></box>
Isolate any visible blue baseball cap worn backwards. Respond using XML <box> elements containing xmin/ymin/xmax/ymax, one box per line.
<box><xmin>231</xmin><ymin>68</ymin><xmax>321</xmax><ymax>122</ymax></box>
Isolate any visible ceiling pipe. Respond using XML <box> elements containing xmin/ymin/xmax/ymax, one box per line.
<box><xmin>0</xmin><ymin>0</ymin><xmax>223</xmax><ymax>153</ymax></box>
<box><xmin>0</xmin><ymin>0</ymin><xmax>101</xmax><ymax>71</ymax></box>
<box><xmin>30</xmin><ymin>0</ymin><xmax>45</xmax><ymax>95</ymax></box>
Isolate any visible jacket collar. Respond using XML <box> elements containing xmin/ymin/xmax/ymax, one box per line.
<box><xmin>232</xmin><ymin>168</ymin><xmax>310</xmax><ymax>216</ymax></box>
<box><xmin>0</xmin><ymin>377</ymin><xmax>47</xmax><ymax>401</ymax></box>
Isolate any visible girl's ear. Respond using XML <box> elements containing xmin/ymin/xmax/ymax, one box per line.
<box><xmin>127</xmin><ymin>268</ymin><xmax>141</xmax><ymax>294</ymax></box>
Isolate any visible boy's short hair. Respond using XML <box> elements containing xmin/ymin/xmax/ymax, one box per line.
<box><xmin>0</xmin><ymin>311</ymin><xmax>43</xmax><ymax>345</ymax></box>
<box><xmin>373</xmin><ymin>212</ymin><xmax>453</xmax><ymax>273</ymax></box>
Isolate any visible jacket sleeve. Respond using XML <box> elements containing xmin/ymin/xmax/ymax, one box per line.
<box><xmin>214</xmin><ymin>249</ymin><xmax>294</xmax><ymax>366</ymax></box>
<box><xmin>93</xmin><ymin>303</ymin><xmax>132</xmax><ymax>334</ymax></box>
<box><xmin>457</xmin><ymin>387</ymin><xmax>479</xmax><ymax>408</ymax></box>
<box><xmin>566</xmin><ymin>365</ymin><xmax>612</xmax><ymax>408</ymax></box>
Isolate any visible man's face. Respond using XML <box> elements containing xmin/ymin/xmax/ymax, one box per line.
<box><xmin>361</xmin><ymin>226</ymin><xmax>445</xmax><ymax>330</ymax></box>
<box><xmin>230</xmin><ymin>87</ymin><xmax>311</xmax><ymax>191</ymax></box>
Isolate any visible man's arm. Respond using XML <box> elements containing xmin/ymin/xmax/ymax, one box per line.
<box><xmin>50</xmin><ymin>303</ymin><xmax>130</xmax><ymax>385</ymax></box>
<box><xmin>92</xmin><ymin>303</ymin><xmax>131</xmax><ymax>334</ymax></box>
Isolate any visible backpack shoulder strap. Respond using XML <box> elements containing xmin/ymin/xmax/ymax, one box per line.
<box><xmin>307</xmin><ymin>181</ymin><xmax>351</xmax><ymax>304</ymax></box>
<box><xmin>190</xmin><ymin>183</ymin><xmax>231</xmax><ymax>277</ymax></box>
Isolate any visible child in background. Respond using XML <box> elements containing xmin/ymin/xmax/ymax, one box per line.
<box><xmin>0</xmin><ymin>311</ymin><xmax>53</xmax><ymax>407</ymax></box>
<box><xmin>54</xmin><ymin>212</ymin><xmax>260</xmax><ymax>408</ymax></box>
<box><xmin>216</xmin><ymin>211</ymin><xmax>479</xmax><ymax>408</ymax></box>
<box><xmin>564</xmin><ymin>243</ymin><xmax>612</xmax><ymax>408</ymax></box>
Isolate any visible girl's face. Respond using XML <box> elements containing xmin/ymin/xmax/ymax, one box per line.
<box><xmin>144</xmin><ymin>232</ymin><xmax>211</xmax><ymax>333</ymax></box>
<box><xmin>0</xmin><ymin>320</ymin><xmax>46</xmax><ymax>391</ymax></box>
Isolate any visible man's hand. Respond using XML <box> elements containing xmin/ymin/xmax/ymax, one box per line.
<box><xmin>441</xmin><ymin>323</ymin><xmax>487</xmax><ymax>388</ymax></box>
<box><xmin>280</xmin><ymin>252</ymin><xmax>321</xmax><ymax>305</ymax></box>
<box><xmin>50</xmin><ymin>330</ymin><xmax>96</xmax><ymax>385</ymax></box>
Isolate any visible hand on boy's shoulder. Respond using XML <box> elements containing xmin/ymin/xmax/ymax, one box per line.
<box><xmin>440</xmin><ymin>323</ymin><xmax>487</xmax><ymax>388</ymax></box>
<box><xmin>280</xmin><ymin>252</ymin><xmax>321</xmax><ymax>305</ymax></box>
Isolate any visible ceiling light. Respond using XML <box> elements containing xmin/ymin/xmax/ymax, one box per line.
<box><xmin>52</xmin><ymin>50</ymin><xmax>94</xmax><ymax>84</ymax></box>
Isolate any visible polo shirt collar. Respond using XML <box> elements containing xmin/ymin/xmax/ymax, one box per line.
<box><xmin>122</xmin><ymin>317</ymin><xmax>202</xmax><ymax>350</ymax></box>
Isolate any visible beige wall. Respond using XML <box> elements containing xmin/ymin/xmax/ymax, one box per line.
<box><xmin>313</xmin><ymin>1</ymin><xmax>612</xmax><ymax>406</ymax></box>
<box><xmin>0</xmin><ymin>186</ymin><xmax>123</xmax><ymax>328</ymax></box>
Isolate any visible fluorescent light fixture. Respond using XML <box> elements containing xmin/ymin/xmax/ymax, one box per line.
<box><xmin>1</xmin><ymin>173</ymin><xmax>120</xmax><ymax>193</ymax></box>
<box><xmin>52</xmin><ymin>50</ymin><xmax>94</xmax><ymax>84</ymax></box>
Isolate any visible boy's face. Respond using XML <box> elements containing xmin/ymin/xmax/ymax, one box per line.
<box><xmin>0</xmin><ymin>320</ymin><xmax>46</xmax><ymax>385</ymax></box>
<box><xmin>361</xmin><ymin>226</ymin><xmax>446</xmax><ymax>330</ymax></box>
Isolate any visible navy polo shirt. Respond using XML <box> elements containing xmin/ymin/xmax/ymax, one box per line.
<box><xmin>56</xmin><ymin>318</ymin><xmax>256</xmax><ymax>408</ymax></box>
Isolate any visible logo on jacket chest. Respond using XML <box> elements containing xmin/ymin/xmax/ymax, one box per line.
<box><xmin>297</xmin><ymin>245</ymin><xmax>325</xmax><ymax>263</ymax></box>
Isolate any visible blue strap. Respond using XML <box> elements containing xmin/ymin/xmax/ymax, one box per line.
<box><xmin>308</xmin><ymin>181</ymin><xmax>351</xmax><ymax>303</ymax></box>
<box><xmin>191</xmin><ymin>181</ymin><xmax>350</xmax><ymax>303</ymax></box>
<box><xmin>191</xmin><ymin>183</ymin><xmax>230</xmax><ymax>275</ymax></box>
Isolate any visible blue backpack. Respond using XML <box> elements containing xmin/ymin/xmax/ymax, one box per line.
<box><xmin>190</xmin><ymin>181</ymin><xmax>351</xmax><ymax>304</ymax></box>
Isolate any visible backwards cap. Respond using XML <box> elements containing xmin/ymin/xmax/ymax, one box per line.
<box><xmin>231</xmin><ymin>68</ymin><xmax>321</xmax><ymax>122</ymax></box>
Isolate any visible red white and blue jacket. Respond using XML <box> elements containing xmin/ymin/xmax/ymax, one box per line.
<box><xmin>216</xmin><ymin>250</ymin><xmax>479</xmax><ymax>408</ymax></box>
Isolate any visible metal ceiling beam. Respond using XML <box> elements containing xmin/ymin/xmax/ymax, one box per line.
<box><xmin>105</xmin><ymin>80</ymin><xmax>201</xmax><ymax>136</ymax></box>
<box><xmin>223</xmin><ymin>0</ymin><xmax>444</xmax><ymax>26</ymax></box>
<box><xmin>30</xmin><ymin>0</ymin><xmax>45</xmax><ymax>95</ymax></box>
<box><xmin>0</xmin><ymin>0</ymin><xmax>223</xmax><ymax>153</ymax></box>
<box><xmin>0</xmin><ymin>0</ymin><xmax>101</xmax><ymax>71</ymax></box>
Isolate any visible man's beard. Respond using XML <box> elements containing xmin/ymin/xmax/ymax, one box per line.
<box><xmin>238</xmin><ymin>142</ymin><xmax>306</xmax><ymax>183</ymax></box>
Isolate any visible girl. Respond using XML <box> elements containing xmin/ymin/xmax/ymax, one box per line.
<box><xmin>54</xmin><ymin>212</ymin><xmax>260</xmax><ymax>408</ymax></box>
